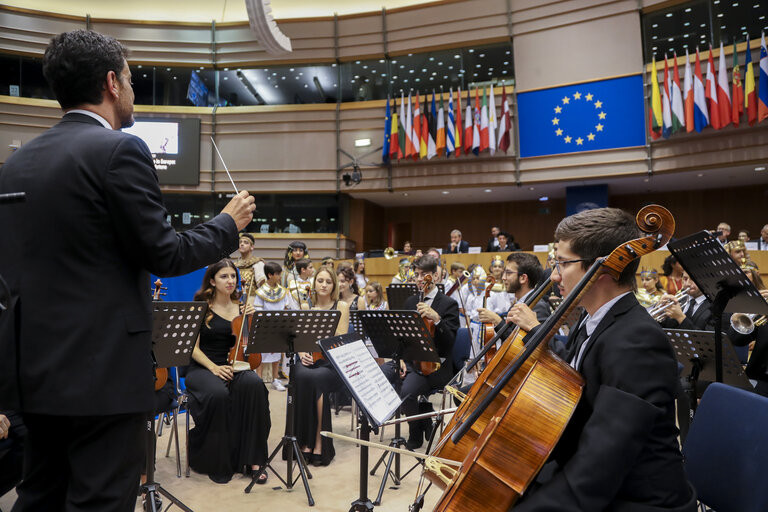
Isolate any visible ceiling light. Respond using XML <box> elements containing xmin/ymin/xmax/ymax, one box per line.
<box><xmin>442</xmin><ymin>191</ymin><xmax>450</xmax><ymax>195</ymax></box>
<box><xmin>755</xmin><ymin>166</ymin><xmax>766</xmax><ymax>171</ymax></box>
<box><xmin>454</xmin><ymin>54</ymin><xmax>460</xmax><ymax>59</ymax></box>
<box><xmin>402</xmin><ymin>193</ymin><xmax>408</xmax><ymax>196</ymax></box>
<box><xmin>666</xmin><ymin>12</ymin><xmax>673</xmax><ymax>17</ymax></box>
<box><xmin>429</xmin><ymin>57</ymin><xmax>435</xmax><ymax>61</ymax></box>
<box><xmin>355</xmin><ymin>138</ymin><xmax>371</xmax><ymax>147</ymax></box>
<box><xmin>137</xmin><ymin>65</ymin><xmax>142</xmax><ymax>69</ymax></box>
<box><xmin>355</xmin><ymin>61</ymin><xmax>360</xmax><ymax>64</ymax></box>
<box><xmin>484</xmin><ymin>189</ymin><xmax>492</xmax><ymax>193</ymax></box>
<box><xmin>538</xmin><ymin>196</ymin><xmax>549</xmax><ymax>202</ymax></box>
<box><xmin>528</xmin><ymin>187</ymin><xmax>535</xmax><ymax>191</ymax></box>
<box><xmin>697</xmin><ymin>173</ymin><xmax>704</xmax><ymax>177</ymax></box>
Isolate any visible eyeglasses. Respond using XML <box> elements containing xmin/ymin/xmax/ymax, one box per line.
<box><xmin>552</xmin><ymin>258</ymin><xmax>592</xmax><ymax>274</ymax></box>
<box><xmin>502</xmin><ymin>270</ymin><xmax>519</xmax><ymax>276</ymax></box>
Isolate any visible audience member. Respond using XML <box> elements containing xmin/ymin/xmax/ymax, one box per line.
<box><xmin>715</xmin><ymin>222</ymin><xmax>730</xmax><ymax>244</ymax></box>
<box><xmin>446</xmin><ymin>229</ymin><xmax>469</xmax><ymax>254</ymax></box>
<box><xmin>485</xmin><ymin>226</ymin><xmax>500</xmax><ymax>252</ymax></box>
<box><xmin>752</xmin><ymin>224</ymin><xmax>768</xmax><ymax>251</ymax></box>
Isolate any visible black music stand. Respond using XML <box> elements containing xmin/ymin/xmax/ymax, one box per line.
<box><xmin>668</xmin><ymin>231</ymin><xmax>768</xmax><ymax>382</ymax></box>
<box><xmin>242</xmin><ymin>310</ymin><xmax>341</xmax><ymax>506</ymax></box>
<box><xmin>386</xmin><ymin>284</ymin><xmax>445</xmax><ymax>311</ymax></box>
<box><xmin>356</xmin><ymin>310</ymin><xmax>440</xmax><ymax>505</ymax></box>
<box><xmin>141</xmin><ymin>301</ymin><xmax>208</xmax><ymax>512</ymax></box>
<box><xmin>318</xmin><ymin>333</ymin><xmax>403</xmax><ymax>512</ymax></box>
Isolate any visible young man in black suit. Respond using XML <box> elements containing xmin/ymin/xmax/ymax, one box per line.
<box><xmin>0</xmin><ymin>30</ymin><xmax>255</xmax><ymax>512</ymax></box>
<box><xmin>515</xmin><ymin>208</ymin><xmax>695</xmax><ymax>512</ymax></box>
<box><xmin>659</xmin><ymin>272</ymin><xmax>713</xmax><ymax>331</ymax></box>
<box><xmin>380</xmin><ymin>255</ymin><xmax>459</xmax><ymax>450</ymax></box>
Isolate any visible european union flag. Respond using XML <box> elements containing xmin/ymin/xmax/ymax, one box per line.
<box><xmin>517</xmin><ymin>75</ymin><xmax>645</xmax><ymax>158</ymax></box>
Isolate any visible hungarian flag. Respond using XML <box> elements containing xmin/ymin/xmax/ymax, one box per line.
<box><xmin>405</xmin><ymin>92</ymin><xmax>415</xmax><ymax>159</ymax></box>
<box><xmin>745</xmin><ymin>37</ymin><xmax>757</xmax><ymax>126</ymax></box>
<box><xmin>497</xmin><ymin>86</ymin><xmax>511</xmax><ymax>153</ymax></box>
<box><xmin>412</xmin><ymin>93</ymin><xmax>422</xmax><ymax>160</ymax></box>
<box><xmin>671</xmin><ymin>53</ymin><xmax>685</xmax><ymax>133</ymax></box>
<box><xmin>436</xmin><ymin>91</ymin><xmax>446</xmax><ymax>157</ymax></box>
<box><xmin>693</xmin><ymin>47</ymin><xmax>709</xmax><ymax>132</ymax></box>
<box><xmin>479</xmin><ymin>87</ymin><xmax>489</xmax><ymax>152</ymax></box>
<box><xmin>661</xmin><ymin>55</ymin><xmax>673</xmax><ymax>138</ymax></box>
<box><xmin>759</xmin><ymin>32</ymin><xmax>768</xmax><ymax>123</ymax></box>
<box><xmin>716</xmin><ymin>42</ymin><xmax>732</xmax><ymax>128</ymax></box>
<box><xmin>382</xmin><ymin>95</ymin><xmax>391</xmax><ymax>163</ymax></box>
<box><xmin>419</xmin><ymin>93</ymin><xmax>429</xmax><ymax>159</ymax></box>
<box><xmin>390</xmin><ymin>96</ymin><xmax>402</xmax><ymax>161</ymax></box>
<box><xmin>649</xmin><ymin>57</ymin><xmax>663</xmax><ymax>140</ymax></box>
<box><xmin>455</xmin><ymin>87</ymin><xmax>463</xmax><ymax>156</ymax></box>
<box><xmin>732</xmin><ymin>41</ymin><xmax>744</xmax><ymax>126</ymax></box>
<box><xmin>705</xmin><ymin>45</ymin><xmax>722</xmax><ymax>129</ymax></box>
<box><xmin>427</xmin><ymin>91</ymin><xmax>437</xmax><ymax>159</ymax></box>
<box><xmin>446</xmin><ymin>88</ymin><xmax>455</xmax><ymax>156</ymax></box>
<box><xmin>683</xmin><ymin>49</ymin><xmax>694</xmax><ymax>132</ymax></box>
<box><xmin>464</xmin><ymin>87</ymin><xmax>473</xmax><ymax>154</ymax></box>
<box><xmin>472</xmin><ymin>87</ymin><xmax>481</xmax><ymax>155</ymax></box>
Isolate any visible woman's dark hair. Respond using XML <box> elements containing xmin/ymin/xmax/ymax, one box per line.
<box><xmin>661</xmin><ymin>254</ymin><xmax>678</xmax><ymax>277</ymax></box>
<box><xmin>193</xmin><ymin>259</ymin><xmax>240</xmax><ymax>326</ymax></box>
<box><xmin>283</xmin><ymin>241</ymin><xmax>308</xmax><ymax>269</ymax></box>
<box><xmin>43</xmin><ymin>30</ymin><xmax>129</xmax><ymax>110</ymax></box>
<box><xmin>337</xmin><ymin>266</ymin><xmax>359</xmax><ymax>295</ymax></box>
<box><xmin>295</xmin><ymin>258</ymin><xmax>312</xmax><ymax>273</ymax></box>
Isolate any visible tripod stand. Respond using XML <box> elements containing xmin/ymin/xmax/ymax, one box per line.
<box><xmin>140</xmin><ymin>301</ymin><xmax>207</xmax><ymax>512</ymax></box>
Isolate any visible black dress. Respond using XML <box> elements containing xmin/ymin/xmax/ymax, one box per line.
<box><xmin>186</xmin><ymin>312</ymin><xmax>271</xmax><ymax>483</ymax></box>
<box><xmin>286</xmin><ymin>302</ymin><xmax>343</xmax><ymax>465</ymax></box>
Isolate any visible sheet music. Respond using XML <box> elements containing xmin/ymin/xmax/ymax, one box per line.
<box><xmin>327</xmin><ymin>339</ymin><xmax>402</xmax><ymax>426</ymax></box>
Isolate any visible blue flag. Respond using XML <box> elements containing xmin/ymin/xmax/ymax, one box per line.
<box><xmin>517</xmin><ymin>75</ymin><xmax>645</xmax><ymax>158</ymax></box>
<box><xmin>382</xmin><ymin>96</ymin><xmax>392</xmax><ymax>163</ymax></box>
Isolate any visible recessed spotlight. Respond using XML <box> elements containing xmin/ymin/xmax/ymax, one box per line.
<box><xmin>402</xmin><ymin>193</ymin><xmax>409</xmax><ymax>197</ymax></box>
<box><xmin>755</xmin><ymin>166</ymin><xmax>766</xmax><ymax>171</ymax></box>
<box><xmin>484</xmin><ymin>189</ymin><xmax>492</xmax><ymax>193</ymax></box>
<box><xmin>529</xmin><ymin>187</ymin><xmax>535</xmax><ymax>191</ymax></box>
<box><xmin>442</xmin><ymin>191</ymin><xmax>450</xmax><ymax>195</ymax></box>
<box><xmin>539</xmin><ymin>196</ymin><xmax>549</xmax><ymax>202</ymax></box>
<box><xmin>697</xmin><ymin>173</ymin><xmax>704</xmax><ymax>177</ymax></box>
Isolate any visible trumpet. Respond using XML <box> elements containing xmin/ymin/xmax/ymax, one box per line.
<box><xmin>730</xmin><ymin>313</ymin><xmax>767</xmax><ymax>335</ymax></box>
<box><xmin>647</xmin><ymin>288</ymin><xmax>691</xmax><ymax>321</ymax></box>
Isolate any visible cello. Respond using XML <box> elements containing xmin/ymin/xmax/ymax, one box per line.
<box><xmin>426</xmin><ymin>205</ymin><xmax>674</xmax><ymax>511</ymax></box>
<box><xmin>478</xmin><ymin>276</ymin><xmax>497</xmax><ymax>365</ymax></box>
<box><xmin>229</xmin><ymin>278</ymin><xmax>262</xmax><ymax>372</ymax></box>
<box><xmin>151</xmin><ymin>279</ymin><xmax>169</xmax><ymax>391</ymax></box>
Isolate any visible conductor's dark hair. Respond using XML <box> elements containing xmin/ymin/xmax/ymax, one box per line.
<box><xmin>264</xmin><ymin>261</ymin><xmax>282</xmax><ymax>277</ymax></box>
<box><xmin>43</xmin><ymin>30</ymin><xmax>129</xmax><ymax>110</ymax></box>
<box><xmin>413</xmin><ymin>255</ymin><xmax>439</xmax><ymax>273</ymax></box>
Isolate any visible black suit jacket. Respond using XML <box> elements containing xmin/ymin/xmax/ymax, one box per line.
<box><xmin>404</xmin><ymin>291</ymin><xmax>459</xmax><ymax>388</ymax></box>
<box><xmin>660</xmin><ymin>297</ymin><xmax>713</xmax><ymax>331</ymax></box>
<box><xmin>446</xmin><ymin>240</ymin><xmax>469</xmax><ymax>254</ymax></box>
<box><xmin>0</xmin><ymin>113</ymin><xmax>238</xmax><ymax>415</ymax></box>
<box><xmin>517</xmin><ymin>294</ymin><xmax>694</xmax><ymax>512</ymax></box>
<box><xmin>749</xmin><ymin>238</ymin><xmax>768</xmax><ymax>251</ymax></box>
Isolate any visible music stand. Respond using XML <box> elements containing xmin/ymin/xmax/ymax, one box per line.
<box><xmin>665</xmin><ymin>328</ymin><xmax>752</xmax><ymax>414</ymax></box>
<box><xmin>386</xmin><ymin>284</ymin><xmax>444</xmax><ymax>311</ymax></box>
<box><xmin>318</xmin><ymin>332</ymin><xmax>403</xmax><ymax>511</ymax></box>
<box><xmin>141</xmin><ymin>301</ymin><xmax>208</xmax><ymax>512</ymax></box>
<box><xmin>668</xmin><ymin>231</ymin><xmax>768</xmax><ymax>383</ymax></box>
<box><xmin>356</xmin><ymin>310</ymin><xmax>440</xmax><ymax>505</ymax></box>
<box><xmin>242</xmin><ymin>310</ymin><xmax>341</xmax><ymax>506</ymax></box>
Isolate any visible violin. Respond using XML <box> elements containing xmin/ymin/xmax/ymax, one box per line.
<box><xmin>479</xmin><ymin>276</ymin><xmax>497</xmax><ymax>365</ymax></box>
<box><xmin>229</xmin><ymin>278</ymin><xmax>262</xmax><ymax>372</ymax></box>
<box><xmin>305</xmin><ymin>284</ymin><xmax>326</xmax><ymax>364</ymax></box>
<box><xmin>417</xmin><ymin>274</ymin><xmax>441</xmax><ymax>376</ymax></box>
<box><xmin>152</xmin><ymin>279</ymin><xmax>169</xmax><ymax>391</ymax></box>
<box><xmin>427</xmin><ymin>205</ymin><xmax>675</xmax><ymax>511</ymax></box>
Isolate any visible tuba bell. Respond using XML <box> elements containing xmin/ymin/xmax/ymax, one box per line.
<box><xmin>384</xmin><ymin>247</ymin><xmax>396</xmax><ymax>259</ymax></box>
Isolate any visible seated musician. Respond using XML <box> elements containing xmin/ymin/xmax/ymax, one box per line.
<box><xmin>185</xmin><ymin>260</ymin><xmax>271</xmax><ymax>484</ymax></box>
<box><xmin>725</xmin><ymin>239</ymin><xmax>749</xmax><ymax>265</ymax></box>
<box><xmin>658</xmin><ymin>272</ymin><xmax>713</xmax><ymax>331</ymax></box>
<box><xmin>381</xmin><ymin>255</ymin><xmax>460</xmax><ymax>450</ymax></box>
<box><xmin>516</xmin><ymin>207</ymin><xmax>695</xmax><ymax>512</ymax></box>
<box><xmin>635</xmin><ymin>268</ymin><xmax>665</xmax><ymax>308</ymax></box>
<box><xmin>728</xmin><ymin>262</ymin><xmax>768</xmax><ymax>397</ymax></box>
<box><xmin>289</xmin><ymin>267</ymin><xmax>349</xmax><ymax>467</ymax></box>
<box><xmin>362</xmin><ymin>281</ymin><xmax>388</xmax><ymax>310</ymax></box>
<box><xmin>478</xmin><ymin>252</ymin><xmax>551</xmax><ymax>332</ymax></box>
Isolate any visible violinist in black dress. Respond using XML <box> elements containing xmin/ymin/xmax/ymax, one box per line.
<box><xmin>185</xmin><ymin>260</ymin><xmax>271</xmax><ymax>484</ymax></box>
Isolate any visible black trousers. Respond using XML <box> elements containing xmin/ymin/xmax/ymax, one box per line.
<box><xmin>0</xmin><ymin>411</ymin><xmax>25</xmax><ymax>497</ymax></box>
<box><xmin>12</xmin><ymin>412</ymin><xmax>145</xmax><ymax>512</ymax></box>
<box><xmin>380</xmin><ymin>361</ymin><xmax>433</xmax><ymax>418</ymax></box>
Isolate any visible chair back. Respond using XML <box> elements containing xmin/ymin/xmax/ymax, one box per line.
<box><xmin>452</xmin><ymin>327</ymin><xmax>471</xmax><ymax>371</ymax></box>
<box><xmin>682</xmin><ymin>382</ymin><xmax>768</xmax><ymax>512</ymax></box>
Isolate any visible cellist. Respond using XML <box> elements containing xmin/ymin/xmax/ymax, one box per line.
<box><xmin>380</xmin><ymin>255</ymin><xmax>459</xmax><ymax>450</ymax></box>
<box><xmin>514</xmin><ymin>208</ymin><xmax>695</xmax><ymax>512</ymax></box>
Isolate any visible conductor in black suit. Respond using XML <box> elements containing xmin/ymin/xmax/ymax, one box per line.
<box><xmin>446</xmin><ymin>229</ymin><xmax>470</xmax><ymax>253</ymax></box>
<box><xmin>515</xmin><ymin>208</ymin><xmax>695</xmax><ymax>512</ymax></box>
<box><xmin>381</xmin><ymin>255</ymin><xmax>459</xmax><ymax>450</ymax></box>
<box><xmin>0</xmin><ymin>30</ymin><xmax>255</xmax><ymax>512</ymax></box>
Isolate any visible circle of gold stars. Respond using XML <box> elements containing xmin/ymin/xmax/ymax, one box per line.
<box><xmin>551</xmin><ymin>91</ymin><xmax>606</xmax><ymax>146</ymax></box>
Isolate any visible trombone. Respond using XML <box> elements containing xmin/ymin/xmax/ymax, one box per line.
<box><xmin>647</xmin><ymin>288</ymin><xmax>691</xmax><ymax>321</ymax></box>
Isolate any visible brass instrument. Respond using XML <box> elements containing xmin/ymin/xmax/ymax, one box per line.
<box><xmin>635</xmin><ymin>288</ymin><xmax>662</xmax><ymax>308</ymax></box>
<box><xmin>383</xmin><ymin>247</ymin><xmax>396</xmax><ymax>259</ymax></box>
<box><xmin>730</xmin><ymin>312</ymin><xmax>768</xmax><ymax>335</ymax></box>
<box><xmin>647</xmin><ymin>288</ymin><xmax>691</xmax><ymax>321</ymax></box>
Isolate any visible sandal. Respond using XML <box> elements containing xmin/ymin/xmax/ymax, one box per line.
<box><xmin>253</xmin><ymin>467</ymin><xmax>268</xmax><ymax>485</ymax></box>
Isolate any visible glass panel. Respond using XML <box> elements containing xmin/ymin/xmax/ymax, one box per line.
<box><xmin>130</xmin><ymin>65</ymin><xmax>154</xmax><ymax>105</ymax></box>
<box><xmin>712</xmin><ymin>0</ymin><xmax>768</xmax><ymax>47</ymax></box>
<box><xmin>642</xmin><ymin>0</ymin><xmax>711</xmax><ymax>62</ymax></box>
<box><xmin>154</xmin><ymin>66</ymin><xmax>195</xmax><ymax>106</ymax></box>
<box><xmin>0</xmin><ymin>54</ymin><xmax>21</xmax><ymax>97</ymax></box>
<box><xmin>218</xmin><ymin>64</ymin><xmax>339</xmax><ymax>105</ymax></box>
<box><xmin>20</xmin><ymin>56</ymin><xmax>54</xmax><ymax>100</ymax></box>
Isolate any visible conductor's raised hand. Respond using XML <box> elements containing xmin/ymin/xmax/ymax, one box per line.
<box><xmin>221</xmin><ymin>190</ymin><xmax>256</xmax><ymax>231</ymax></box>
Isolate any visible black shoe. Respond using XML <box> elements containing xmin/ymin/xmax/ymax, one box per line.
<box><xmin>310</xmin><ymin>453</ymin><xmax>326</xmax><ymax>467</ymax></box>
<box><xmin>406</xmin><ymin>422</ymin><xmax>425</xmax><ymax>450</ymax></box>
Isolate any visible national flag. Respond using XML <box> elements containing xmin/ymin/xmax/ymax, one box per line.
<box><xmin>446</xmin><ymin>88</ymin><xmax>455</xmax><ymax>156</ymax></box>
<box><xmin>472</xmin><ymin>87</ymin><xmax>481</xmax><ymax>155</ymax></box>
<box><xmin>745</xmin><ymin>37</ymin><xmax>757</xmax><ymax>126</ymax></box>
<box><xmin>390</xmin><ymin>96</ymin><xmax>402</xmax><ymax>161</ymax></box>
<box><xmin>455</xmin><ymin>87</ymin><xmax>463</xmax><ymax>156</ymax></box>
<box><xmin>497</xmin><ymin>86</ymin><xmax>510</xmax><ymax>153</ymax></box>
<box><xmin>760</xmin><ymin>32</ymin><xmax>768</xmax><ymax>123</ymax></box>
<box><xmin>649</xmin><ymin>57</ymin><xmax>663</xmax><ymax>139</ymax></box>
<box><xmin>464</xmin><ymin>87</ymin><xmax>473</xmax><ymax>153</ymax></box>
<box><xmin>420</xmin><ymin>93</ymin><xmax>429</xmax><ymax>159</ymax></box>
<box><xmin>397</xmin><ymin>93</ymin><xmax>406</xmax><ymax>160</ymax></box>
<box><xmin>437</xmin><ymin>90</ymin><xmax>446</xmax><ymax>156</ymax></box>
<box><xmin>670</xmin><ymin>53</ymin><xmax>685</xmax><ymax>133</ymax></box>
<box><xmin>382</xmin><ymin>95</ymin><xmax>391</xmax><ymax>163</ymax></box>
<box><xmin>412</xmin><ymin>93</ymin><xmax>422</xmax><ymax>160</ymax></box>
<box><xmin>427</xmin><ymin>91</ymin><xmax>437</xmax><ymax>159</ymax></box>
<box><xmin>732</xmin><ymin>41</ymin><xmax>744</xmax><ymax>127</ymax></box>
<box><xmin>488</xmin><ymin>84</ymin><xmax>497</xmax><ymax>155</ymax></box>
<box><xmin>405</xmin><ymin>92</ymin><xmax>415</xmax><ymax>159</ymax></box>
<box><xmin>693</xmin><ymin>47</ymin><xmax>709</xmax><ymax>132</ymax></box>
<box><xmin>683</xmin><ymin>49</ymin><xmax>694</xmax><ymax>132</ymax></box>
<box><xmin>717</xmin><ymin>42</ymin><xmax>732</xmax><ymax>128</ymax></box>
<box><xmin>706</xmin><ymin>45</ymin><xmax>722</xmax><ymax>129</ymax></box>
<box><xmin>661</xmin><ymin>55</ymin><xmax>673</xmax><ymax>138</ymax></box>
<box><xmin>479</xmin><ymin>87</ymin><xmax>490</xmax><ymax>152</ymax></box>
